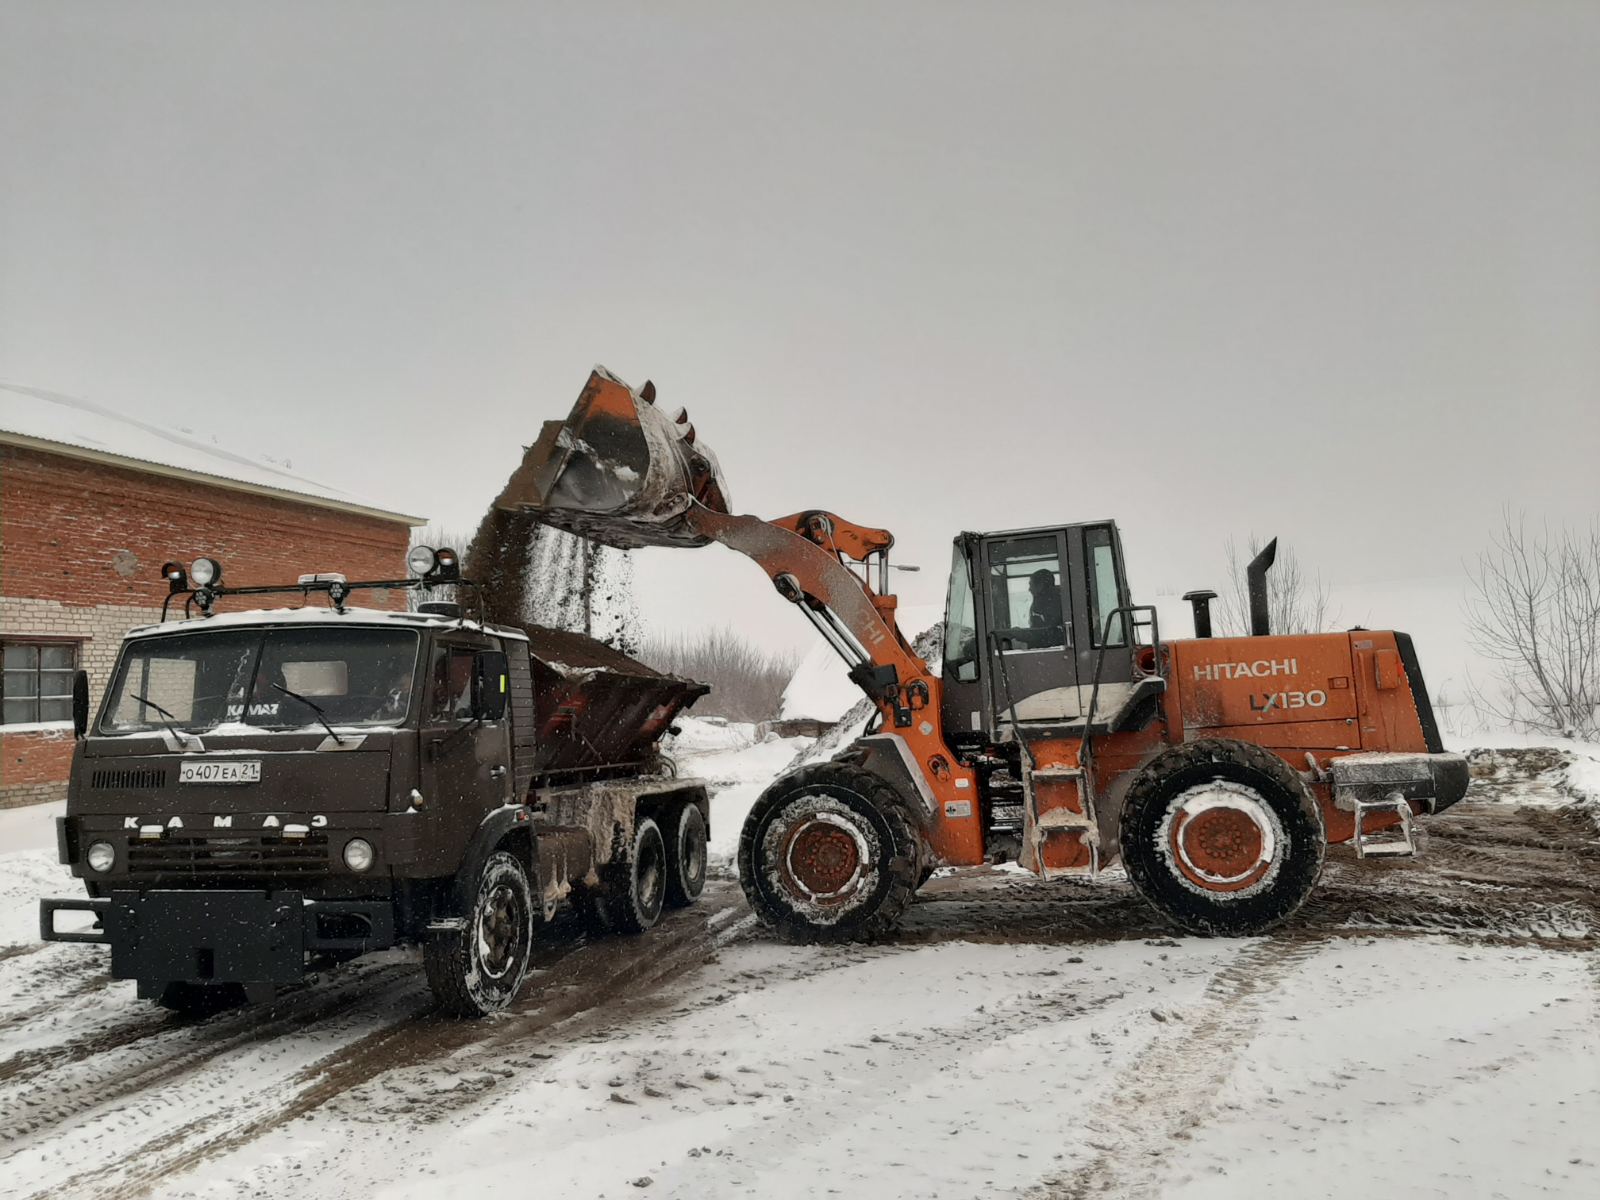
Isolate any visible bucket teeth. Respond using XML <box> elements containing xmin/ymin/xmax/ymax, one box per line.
<box><xmin>489</xmin><ymin>367</ymin><xmax>730</xmax><ymax>549</ymax></box>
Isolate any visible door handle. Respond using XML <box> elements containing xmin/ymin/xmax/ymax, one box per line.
<box><xmin>489</xmin><ymin>766</ymin><xmax>507</xmax><ymax>779</ymax></box>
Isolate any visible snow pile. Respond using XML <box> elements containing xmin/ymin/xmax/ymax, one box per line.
<box><xmin>1449</xmin><ymin>733</ymin><xmax>1600</xmax><ymax>827</ymax></box>
<box><xmin>664</xmin><ymin>717</ymin><xmax>815</xmax><ymax>860</ymax></box>
<box><xmin>779</xmin><ymin>604</ymin><xmax>940</xmax><ymax>722</ymax></box>
<box><xmin>788</xmin><ymin>621</ymin><xmax>944</xmax><ymax>772</ymax></box>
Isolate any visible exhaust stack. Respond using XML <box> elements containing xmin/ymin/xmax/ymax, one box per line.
<box><xmin>1247</xmin><ymin>538</ymin><xmax>1278</xmax><ymax>636</ymax></box>
<box><xmin>491</xmin><ymin>367</ymin><xmax>731</xmax><ymax>549</ymax></box>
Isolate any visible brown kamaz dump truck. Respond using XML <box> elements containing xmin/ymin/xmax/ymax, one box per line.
<box><xmin>39</xmin><ymin>549</ymin><xmax>710</xmax><ymax>1017</ymax></box>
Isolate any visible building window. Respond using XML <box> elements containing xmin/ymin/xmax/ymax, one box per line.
<box><xmin>2</xmin><ymin>642</ymin><xmax>78</xmax><ymax>725</ymax></box>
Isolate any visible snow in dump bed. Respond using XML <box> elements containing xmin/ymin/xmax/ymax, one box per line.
<box><xmin>0</xmin><ymin>382</ymin><xmax>414</xmax><ymax>517</ymax></box>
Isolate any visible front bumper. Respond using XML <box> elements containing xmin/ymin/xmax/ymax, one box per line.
<box><xmin>1329</xmin><ymin>752</ymin><xmax>1470</xmax><ymax>815</ymax></box>
<box><xmin>40</xmin><ymin>890</ymin><xmax>396</xmax><ymax>985</ymax></box>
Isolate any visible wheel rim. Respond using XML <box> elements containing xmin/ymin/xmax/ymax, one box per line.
<box><xmin>475</xmin><ymin>880</ymin><xmax>527</xmax><ymax>981</ymax></box>
<box><xmin>637</xmin><ymin>827</ymin><xmax>666</xmax><ymax>919</ymax></box>
<box><xmin>779</xmin><ymin>810</ymin><xmax>870</xmax><ymax>904</ymax></box>
<box><xmin>1159</xmin><ymin>781</ymin><xmax>1284</xmax><ymax>898</ymax></box>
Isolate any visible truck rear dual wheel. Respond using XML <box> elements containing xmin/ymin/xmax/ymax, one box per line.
<box><xmin>1118</xmin><ymin>738</ymin><xmax>1325</xmax><ymax>936</ymax></box>
<box><xmin>602</xmin><ymin>817</ymin><xmax>669</xmax><ymax>934</ymax></box>
<box><xmin>738</xmin><ymin>763</ymin><xmax>921</xmax><ymax>944</ymax></box>
<box><xmin>425</xmin><ymin>850</ymin><xmax>536</xmax><ymax>1018</ymax></box>
<box><xmin>663</xmin><ymin>801</ymin><xmax>708</xmax><ymax>909</ymax></box>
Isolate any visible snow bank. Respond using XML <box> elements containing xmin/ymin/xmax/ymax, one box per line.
<box><xmin>664</xmin><ymin>717</ymin><xmax>815</xmax><ymax>860</ymax></box>
<box><xmin>1446</xmin><ymin>731</ymin><xmax>1600</xmax><ymax>826</ymax></box>
<box><xmin>778</xmin><ymin>604</ymin><xmax>940</xmax><ymax>722</ymax></box>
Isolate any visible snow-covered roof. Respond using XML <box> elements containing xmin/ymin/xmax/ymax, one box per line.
<box><xmin>125</xmin><ymin>604</ymin><xmax>528</xmax><ymax>642</ymax></box>
<box><xmin>0</xmin><ymin>382</ymin><xmax>422</xmax><ymax>525</ymax></box>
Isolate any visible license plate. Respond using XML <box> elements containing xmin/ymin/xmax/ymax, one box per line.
<box><xmin>179</xmin><ymin>760</ymin><xmax>261</xmax><ymax>785</ymax></box>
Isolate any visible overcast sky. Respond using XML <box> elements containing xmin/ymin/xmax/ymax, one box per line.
<box><xmin>2</xmin><ymin>2</ymin><xmax>1596</xmax><ymax>665</ymax></box>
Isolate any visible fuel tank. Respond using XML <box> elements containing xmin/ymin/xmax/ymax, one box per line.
<box><xmin>491</xmin><ymin>366</ymin><xmax>731</xmax><ymax>549</ymax></box>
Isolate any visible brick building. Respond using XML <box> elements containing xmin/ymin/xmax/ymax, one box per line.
<box><xmin>0</xmin><ymin>384</ymin><xmax>421</xmax><ymax>809</ymax></box>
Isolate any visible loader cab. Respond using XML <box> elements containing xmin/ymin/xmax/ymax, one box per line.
<box><xmin>941</xmin><ymin>521</ymin><xmax>1155</xmax><ymax>745</ymax></box>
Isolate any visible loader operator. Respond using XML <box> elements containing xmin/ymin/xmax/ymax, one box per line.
<box><xmin>1000</xmin><ymin>569</ymin><xmax>1066</xmax><ymax>650</ymax></box>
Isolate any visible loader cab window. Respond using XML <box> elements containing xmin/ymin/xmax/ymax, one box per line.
<box><xmin>942</xmin><ymin>544</ymin><xmax>980</xmax><ymax>683</ymax></box>
<box><xmin>988</xmin><ymin>536</ymin><xmax>1067</xmax><ymax>651</ymax></box>
<box><xmin>1085</xmin><ymin>525</ymin><xmax>1128</xmax><ymax>647</ymax></box>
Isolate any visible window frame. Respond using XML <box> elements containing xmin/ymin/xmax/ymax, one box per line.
<box><xmin>1082</xmin><ymin>524</ymin><xmax>1128</xmax><ymax>648</ymax></box>
<box><xmin>1</xmin><ymin>638</ymin><xmax>80</xmax><ymax>727</ymax></box>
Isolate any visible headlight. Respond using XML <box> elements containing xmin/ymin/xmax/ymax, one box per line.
<box><xmin>189</xmin><ymin>556</ymin><xmax>222</xmax><ymax>587</ymax></box>
<box><xmin>406</xmin><ymin>545</ymin><xmax>437</xmax><ymax>577</ymax></box>
<box><xmin>343</xmin><ymin>838</ymin><xmax>375</xmax><ymax>872</ymax></box>
<box><xmin>86</xmin><ymin>842</ymin><xmax>115</xmax><ymax>873</ymax></box>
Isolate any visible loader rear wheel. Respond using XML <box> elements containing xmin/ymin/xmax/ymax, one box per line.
<box><xmin>663</xmin><ymin>801</ymin><xmax>708</xmax><ymax>909</ymax></box>
<box><xmin>425</xmin><ymin>850</ymin><xmax>536</xmax><ymax>1018</ymax></box>
<box><xmin>1119</xmin><ymin>738</ymin><xmax>1324</xmax><ymax>936</ymax></box>
<box><xmin>738</xmin><ymin>763</ymin><xmax>920</xmax><ymax>944</ymax></box>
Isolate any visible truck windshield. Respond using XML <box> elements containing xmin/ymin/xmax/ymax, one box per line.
<box><xmin>100</xmin><ymin>627</ymin><xmax>420</xmax><ymax>734</ymax></box>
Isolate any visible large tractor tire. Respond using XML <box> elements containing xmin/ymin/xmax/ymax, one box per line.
<box><xmin>663</xmin><ymin>801</ymin><xmax>708</xmax><ymax>909</ymax></box>
<box><xmin>425</xmin><ymin>850</ymin><xmax>536</xmax><ymax>1018</ymax></box>
<box><xmin>738</xmin><ymin>762</ymin><xmax>921</xmax><ymax>944</ymax></box>
<box><xmin>1118</xmin><ymin>738</ymin><xmax>1325</xmax><ymax>936</ymax></box>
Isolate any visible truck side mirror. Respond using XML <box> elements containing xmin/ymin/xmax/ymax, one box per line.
<box><xmin>72</xmin><ymin>670</ymin><xmax>90</xmax><ymax>739</ymax></box>
<box><xmin>472</xmin><ymin>651</ymin><xmax>509</xmax><ymax>722</ymax></box>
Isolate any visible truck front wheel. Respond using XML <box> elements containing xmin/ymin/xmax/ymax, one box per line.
<box><xmin>425</xmin><ymin>850</ymin><xmax>536</xmax><ymax>1018</ymax></box>
<box><xmin>738</xmin><ymin>763</ymin><xmax>920</xmax><ymax>944</ymax></box>
<box><xmin>1118</xmin><ymin>739</ymin><xmax>1325</xmax><ymax>936</ymax></box>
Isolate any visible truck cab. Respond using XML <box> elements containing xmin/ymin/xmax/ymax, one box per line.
<box><xmin>40</xmin><ymin>553</ymin><xmax>711</xmax><ymax>1017</ymax></box>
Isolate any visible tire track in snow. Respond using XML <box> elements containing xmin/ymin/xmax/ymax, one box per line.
<box><xmin>1028</xmin><ymin>935</ymin><xmax>1326</xmax><ymax>1200</ymax></box>
<box><xmin>21</xmin><ymin>887</ymin><xmax>746</xmax><ymax>1200</ymax></box>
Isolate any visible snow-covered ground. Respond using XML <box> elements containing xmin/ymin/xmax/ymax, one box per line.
<box><xmin>0</xmin><ymin>724</ymin><xmax>1597</xmax><ymax>1200</ymax></box>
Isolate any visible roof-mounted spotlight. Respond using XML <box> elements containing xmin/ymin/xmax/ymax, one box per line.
<box><xmin>190</xmin><ymin>557</ymin><xmax>223</xmax><ymax>588</ymax></box>
<box><xmin>432</xmin><ymin>547</ymin><xmax>461</xmax><ymax>582</ymax></box>
<box><xmin>160</xmin><ymin>561</ymin><xmax>188</xmax><ymax>594</ymax></box>
<box><xmin>406</xmin><ymin>545</ymin><xmax>437</xmax><ymax>578</ymax></box>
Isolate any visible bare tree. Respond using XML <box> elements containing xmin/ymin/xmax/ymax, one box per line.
<box><xmin>642</xmin><ymin>628</ymin><xmax>799</xmax><ymax>722</ymax></box>
<box><xmin>1465</xmin><ymin>513</ymin><xmax>1600</xmax><ymax>738</ymax></box>
<box><xmin>1216</xmin><ymin>536</ymin><xmax>1335</xmax><ymax>636</ymax></box>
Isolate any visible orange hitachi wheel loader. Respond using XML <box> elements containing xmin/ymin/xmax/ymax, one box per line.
<box><xmin>490</xmin><ymin>367</ymin><xmax>1468</xmax><ymax>942</ymax></box>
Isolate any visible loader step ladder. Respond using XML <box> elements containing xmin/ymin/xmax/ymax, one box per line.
<box><xmin>1353</xmin><ymin>793</ymin><xmax>1420</xmax><ymax>858</ymax></box>
<box><xmin>1022</xmin><ymin>760</ymin><xmax>1098</xmax><ymax>878</ymax></box>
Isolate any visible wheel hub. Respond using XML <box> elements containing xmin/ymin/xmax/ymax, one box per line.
<box><xmin>781</xmin><ymin>812</ymin><xmax>869</xmax><ymax>904</ymax></box>
<box><xmin>1164</xmin><ymin>782</ymin><xmax>1281</xmax><ymax>895</ymax></box>
<box><xmin>476</xmin><ymin>883</ymin><xmax>524</xmax><ymax>980</ymax></box>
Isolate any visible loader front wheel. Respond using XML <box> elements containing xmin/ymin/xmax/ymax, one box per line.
<box><xmin>1119</xmin><ymin>739</ymin><xmax>1325</xmax><ymax>937</ymax></box>
<box><xmin>738</xmin><ymin>763</ymin><xmax>920</xmax><ymax>944</ymax></box>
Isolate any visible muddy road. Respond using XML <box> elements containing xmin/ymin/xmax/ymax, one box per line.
<box><xmin>1</xmin><ymin>774</ymin><xmax>1596</xmax><ymax>1199</ymax></box>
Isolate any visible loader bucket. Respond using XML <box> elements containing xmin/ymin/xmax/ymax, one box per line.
<box><xmin>491</xmin><ymin>367</ymin><xmax>731</xmax><ymax>549</ymax></box>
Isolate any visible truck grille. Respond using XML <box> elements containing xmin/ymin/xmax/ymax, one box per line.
<box><xmin>92</xmin><ymin>767</ymin><xmax>168</xmax><ymax>790</ymax></box>
<box><xmin>125</xmin><ymin>833</ymin><xmax>330</xmax><ymax>876</ymax></box>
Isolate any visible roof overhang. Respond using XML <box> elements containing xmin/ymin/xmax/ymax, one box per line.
<box><xmin>0</xmin><ymin>430</ymin><xmax>425</xmax><ymax>526</ymax></box>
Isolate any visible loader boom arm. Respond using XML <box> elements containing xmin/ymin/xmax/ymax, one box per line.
<box><xmin>682</xmin><ymin>505</ymin><xmax>936</xmax><ymax>727</ymax></box>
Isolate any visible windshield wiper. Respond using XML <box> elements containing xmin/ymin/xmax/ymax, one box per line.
<box><xmin>130</xmin><ymin>693</ymin><xmax>202</xmax><ymax>750</ymax></box>
<box><xmin>270</xmin><ymin>683</ymin><xmax>346</xmax><ymax>746</ymax></box>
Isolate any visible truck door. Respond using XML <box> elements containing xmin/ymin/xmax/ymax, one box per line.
<box><xmin>981</xmin><ymin>530</ymin><xmax>1078</xmax><ymax>723</ymax></box>
<box><xmin>421</xmin><ymin>635</ymin><xmax>513</xmax><ymax>847</ymax></box>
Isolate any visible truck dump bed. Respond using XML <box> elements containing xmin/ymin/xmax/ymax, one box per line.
<box><xmin>517</xmin><ymin>624</ymin><xmax>709</xmax><ymax>781</ymax></box>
